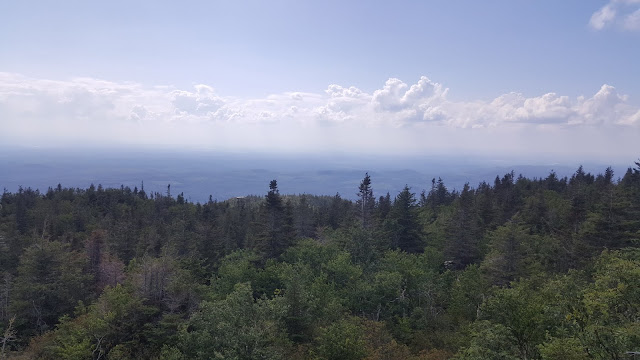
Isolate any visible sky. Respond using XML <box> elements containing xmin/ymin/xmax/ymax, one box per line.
<box><xmin>1</xmin><ymin>0</ymin><xmax>639</xmax><ymax>161</ymax></box>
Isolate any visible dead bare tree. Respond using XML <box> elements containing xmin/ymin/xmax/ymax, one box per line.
<box><xmin>0</xmin><ymin>316</ymin><xmax>16</xmax><ymax>359</ymax></box>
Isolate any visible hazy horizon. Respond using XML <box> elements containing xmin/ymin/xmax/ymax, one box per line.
<box><xmin>2</xmin><ymin>147</ymin><xmax>635</xmax><ymax>203</ymax></box>
<box><xmin>1</xmin><ymin>2</ymin><xmax>638</xmax><ymax>200</ymax></box>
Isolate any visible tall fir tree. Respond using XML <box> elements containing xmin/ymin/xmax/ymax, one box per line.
<box><xmin>388</xmin><ymin>186</ymin><xmax>423</xmax><ymax>253</ymax></box>
<box><xmin>445</xmin><ymin>183</ymin><xmax>481</xmax><ymax>268</ymax></box>
<box><xmin>254</xmin><ymin>180</ymin><xmax>296</xmax><ymax>259</ymax></box>
<box><xmin>356</xmin><ymin>173</ymin><xmax>375</xmax><ymax>229</ymax></box>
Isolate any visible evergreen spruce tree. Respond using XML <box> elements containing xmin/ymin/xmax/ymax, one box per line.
<box><xmin>375</xmin><ymin>192</ymin><xmax>392</xmax><ymax>223</ymax></box>
<box><xmin>389</xmin><ymin>186</ymin><xmax>423</xmax><ymax>253</ymax></box>
<box><xmin>356</xmin><ymin>173</ymin><xmax>375</xmax><ymax>229</ymax></box>
<box><xmin>425</xmin><ymin>177</ymin><xmax>453</xmax><ymax>209</ymax></box>
<box><xmin>255</xmin><ymin>180</ymin><xmax>295</xmax><ymax>259</ymax></box>
<box><xmin>294</xmin><ymin>195</ymin><xmax>316</xmax><ymax>238</ymax></box>
<box><xmin>445</xmin><ymin>183</ymin><xmax>481</xmax><ymax>268</ymax></box>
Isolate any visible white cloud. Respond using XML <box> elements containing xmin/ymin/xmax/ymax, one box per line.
<box><xmin>622</xmin><ymin>109</ymin><xmax>640</xmax><ymax>124</ymax></box>
<box><xmin>589</xmin><ymin>0</ymin><xmax>640</xmax><ymax>31</ymax></box>
<box><xmin>484</xmin><ymin>92</ymin><xmax>572</xmax><ymax>124</ymax></box>
<box><xmin>0</xmin><ymin>72</ymin><xmax>638</xmax><ymax>157</ymax></box>
<box><xmin>572</xmin><ymin>84</ymin><xmax>630</xmax><ymax>125</ymax></box>
<box><xmin>590</xmin><ymin>4</ymin><xmax>616</xmax><ymax>30</ymax></box>
<box><xmin>325</xmin><ymin>84</ymin><xmax>367</xmax><ymax>99</ymax></box>
<box><xmin>623</xmin><ymin>8</ymin><xmax>640</xmax><ymax>30</ymax></box>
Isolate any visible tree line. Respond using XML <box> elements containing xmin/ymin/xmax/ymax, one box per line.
<box><xmin>0</xmin><ymin>162</ymin><xmax>639</xmax><ymax>359</ymax></box>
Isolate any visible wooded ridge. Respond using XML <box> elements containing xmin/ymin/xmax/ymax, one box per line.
<box><xmin>1</xmin><ymin>162</ymin><xmax>639</xmax><ymax>359</ymax></box>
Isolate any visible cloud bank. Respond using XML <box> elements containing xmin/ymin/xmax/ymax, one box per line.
<box><xmin>590</xmin><ymin>0</ymin><xmax>640</xmax><ymax>31</ymax></box>
<box><xmin>0</xmin><ymin>73</ymin><xmax>638</xmax><ymax>159</ymax></box>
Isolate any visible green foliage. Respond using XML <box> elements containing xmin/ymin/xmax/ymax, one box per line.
<box><xmin>314</xmin><ymin>317</ymin><xmax>368</xmax><ymax>360</ymax></box>
<box><xmin>11</xmin><ymin>240</ymin><xmax>92</xmax><ymax>338</ymax></box>
<box><xmin>209</xmin><ymin>250</ymin><xmax>263</xmax><ymax>298</ymax></box>
<box><xmin>481</xmin><ymin>222</ymin><xmax>539</xmax><ymax>285</ymax></box>
<box><xmin>273</xmin><ymin>261</ymin><xmax>344</xmax><ymax>343</ymax></box>
<box><xmin>456</xmin><ymin>320</ymin><xmax>519</xmax><ymax>360</ymax></box>
<box><xmin>254</xmin><ymin>180</ymin><xmax>297</xmax><ymax>259</ymax></box>
<box><xmin>180</xmin><ymin>282</ymin><xmax>290</xmax><ymax>360</ymax></box>
<box><xmin>24</xmin><ymin>284</ymin><xmax>159</xmax><ymax>359</ymax></box>
<box><xmin>481</xmin><ymin>281</ymin><xmax>549</xmax><ymax>360</ymax></box>
<box><xmin>385</xmin><ymin>186</ymin><xmax>423</xmax><ymax>253</ymax></box>
<box><xmin>445</xmin><ymin>184</ymin><xmax>482</xmax><ymax>268</ymax></box>
<box><xmin>0</xmin><ymin>165</ymin><xmax>639</xmax><ymax>359</ymax></box>
<box><xmin>449</xmin><ymin>265</ymin><xmax>489</xmax><ymax>325</ymax></box>
<box><xmin>158</xmin><ymin>345</ymin><xmax>185</xmax><ymax>360</ymax></box>
<box><xmin>576</xmin><ymin>250</ymin><xmax>640</xmax><ymax>359</ymax></box>
<box><xmin>538</xmin><ymin>337</ymin><xmax>590</xmax><ymax>360</ymax></box>
<box><xmin>357</xmin><ymin>173</ymin><xmax>375</xmax><ymax>230</ymax></box>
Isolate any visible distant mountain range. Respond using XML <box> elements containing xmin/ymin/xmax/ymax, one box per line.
<box><xmin>0</xmin><ymin>147</ymin><xmax>632</xmax><ymax>203</ymax></box>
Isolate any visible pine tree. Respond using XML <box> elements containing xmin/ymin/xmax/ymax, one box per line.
<box><xmin>482</xmin><ymin>222</ymin><xmax>533</xmax><ymax>286</ymax></box>
<box><xmin>375</xmin><ymin>192</ymin><xmax>392</xmax><ymax>223</ymax></box>
<box><xmin>294</xmin><ymin>196</ymin><xmax>315</xmax><ymax>238</ymax></box>
<box><xmin>356</xmin><ymin>173</ymin><xmax>375</xmax><ymax>229</ymax></box>
<box><xmin>326</xmin><ymin>193</ymin><xmax>349</xmax><ymax>229</ymax></box>
<box><xmin>11</xmin><ymin>240</ymin><xmax>91</xmax><ymax>336</ymax></box>
<box><xmin>254</xmin><ymin>180</ymin><xmax>295</xmax><ymax>259</ymax></box>
<box><xmin>445</xmin><ymin>183</ymin><xmax>481</xmax><ymax>268</ymax></box>
<box><xmin>388</xmin><ymin>186</ymin><xmax>423</xmax><ymax>253</ymax></box>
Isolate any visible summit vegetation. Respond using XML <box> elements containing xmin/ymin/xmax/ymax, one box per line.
<box><xmin>1</xmin><ymin>162</ymin><xmax>639</xmax><ymax>359</ymax></box>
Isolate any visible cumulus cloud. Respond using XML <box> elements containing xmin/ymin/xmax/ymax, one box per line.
<box><xmin>572</xmin><ymin>84</ymin><xmax>631</xmax><ymax>125</ymax></box>
<box><xmin>590</xmin><ymin>4</ymin><xmax>617</xmax><ymax>30</ymax></box>
<box><xmin>623</xmin><ymin>8</ymin><xmax>640</xmax><ymax>30</ymax></box>
<box><xmin>486</xmin><ymin>92</ymin><xmax>572</xmax><ymax>124</ymax></box>
<box><xmin>589</xmin><ymin>0</ymin><xmax>640</xmax><ymax>31</ymax></box>
<box><xmin>0</xmin><ymin>72</ymin><xmax>638</xmax><ymax>157</ymax></box>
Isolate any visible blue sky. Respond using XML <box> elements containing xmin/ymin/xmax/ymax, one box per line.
<box><xmin>1</xmin><ymin>0</ymin><xmax>639</xmax><ymax>160</ymax></box>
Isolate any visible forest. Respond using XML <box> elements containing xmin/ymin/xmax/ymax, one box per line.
<box><xmin>0</xmin><ymin>161</ymin><xmax>639</xmax><ymax>359</ymax></box>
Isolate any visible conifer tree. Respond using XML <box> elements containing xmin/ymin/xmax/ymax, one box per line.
<box><xmin>356</xmin><ymin>173</ymin><xmax>375</xmax><ymax>229</ymax></box>
<box><xmin>255</xmin><ymin>180</ymin><xmax>295</xmax><ymax>258</ymax></box>
<box><xmin>389</xmin><ymin>186</ymin><xmax>423</xmax><ymax>253</ymax></box>
<box><xmin>445</xmin><ymin>183</ymin><xmax>481</xmax><ymax>268</ymax></box>
<box><xmin>11</xmin><ymin>240</ymin><xmax>91</xmax><ymax>337</ymax></box>
<box><xmin>425</xmin><ymin>177</ymin><xmax>453</xmax><ymax>210</ymax></box>
<box><xmin>375</xmin><ymin>192</ymin><xmax>392</xmax><ymax>223</ymax></box>
<box><xmin>294</xmin><ymin>195</ymin><xmax>315</xmax><ymax>238</ymax></box>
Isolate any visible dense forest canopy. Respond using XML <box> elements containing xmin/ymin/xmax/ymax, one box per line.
<box><xmin>1</xmin><ymin>161</ymin><xmax>639</xmax><ymax>359</ymax></box>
